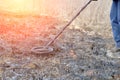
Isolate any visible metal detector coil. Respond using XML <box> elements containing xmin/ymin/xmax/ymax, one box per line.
<box><xmin>31</xmin><ymin>46</ymin><xmax>53</xmax><ymax>54</ymax></box>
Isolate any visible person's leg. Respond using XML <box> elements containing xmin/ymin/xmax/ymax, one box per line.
<box><xmin>110</xmin><ymin>0</ymin><xmax>120</xmax><ymax>48</ymax></box>
<box><xmin>107</xmin><ymin>0</ymin><xmax>120</xmax><ymax>58</ymax></box>
<box><xmin>116</xmin><ymin>0</ymin><xmax>120</xmax><ymax>47</ymax></box>
<box><xmin>117</xmin><ymin>0</ymin><xmax>120</xmax><ymax>24</ymax></box>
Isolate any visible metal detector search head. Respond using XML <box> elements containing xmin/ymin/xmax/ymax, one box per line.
<box><xmin>31</xmin><ymin>46</ymin><xmax>54</xmax><ymax>54</ymax></box>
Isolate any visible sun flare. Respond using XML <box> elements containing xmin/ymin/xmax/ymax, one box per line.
<box><xmin>0</xmin><ymin>0</ymin><xmax>44</xmax><ymax>15</ymax></box>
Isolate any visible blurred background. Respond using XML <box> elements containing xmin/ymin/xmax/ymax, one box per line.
<box><xmin>0</xmin><ymin>0</ymin><xmax>112</xmax><ymax>37</ymax></box>
<box><xmin>0</xmin><ymin>0</ymin><xmax>111</xmax><ymax>18</ymax></box>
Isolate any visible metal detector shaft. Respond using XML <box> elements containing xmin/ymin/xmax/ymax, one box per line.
<box><xmin>45</xmin><ymin>0</ymin><xmax>93</xmax><ymax>47</ymax></box>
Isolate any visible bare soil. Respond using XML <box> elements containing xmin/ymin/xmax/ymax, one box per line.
<box><xmin>0</xmin><ymin>14</ymin><xmax>119</xmax><ymax>80</ymax></box>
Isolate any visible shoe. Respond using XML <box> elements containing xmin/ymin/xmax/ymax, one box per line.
<box><xmin>107</xmin><ymin>48</ymin><xmax>120</xmax><ymax>58</ymax></box>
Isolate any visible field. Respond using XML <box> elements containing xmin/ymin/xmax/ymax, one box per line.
<box><xmin>0</xmin><ymin>0</ymin><xmax>120</xmax><ymax>80</ymax></box>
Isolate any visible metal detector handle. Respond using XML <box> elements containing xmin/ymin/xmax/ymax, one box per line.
<box><xmin>45</xmin><ymin>0</ymin><xmax>94</xmax><ymax>47</ymax></box>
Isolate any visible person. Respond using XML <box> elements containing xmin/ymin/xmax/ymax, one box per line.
<box><xmin>106</xmin><ymin>0</ymin><xmax>120</xmax><ymax>58</ymax></box>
